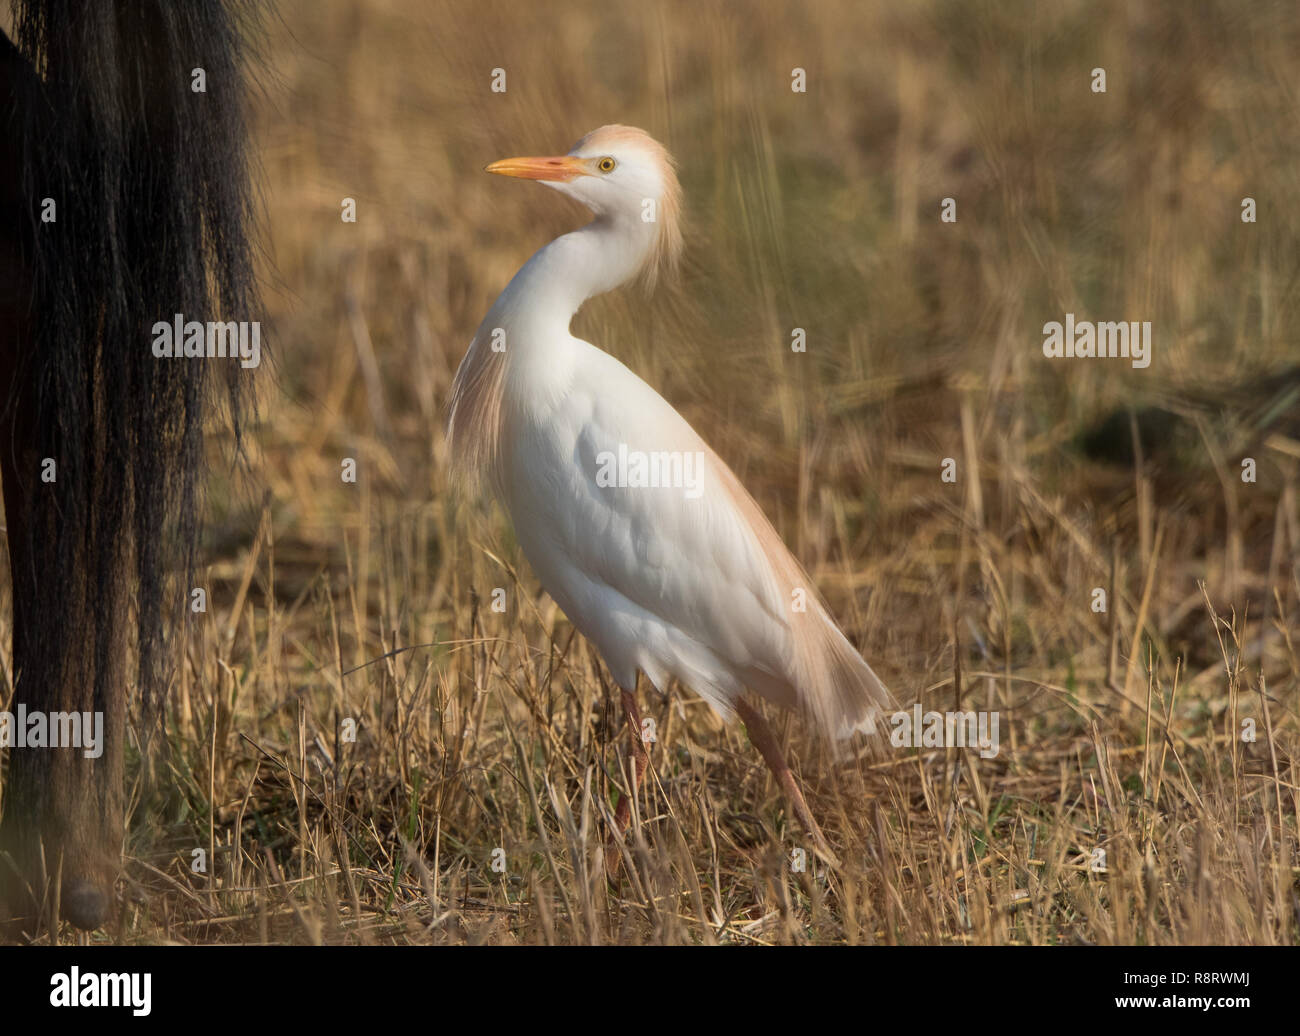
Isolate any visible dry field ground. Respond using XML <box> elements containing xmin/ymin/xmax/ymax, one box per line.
<box><xmin>9</xmin><ymin>0</ymin><xmax>1300</xmax><ymax>944</ymax></box>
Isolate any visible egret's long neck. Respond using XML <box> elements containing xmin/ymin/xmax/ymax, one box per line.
<box><xmin>448</xmin><ymin>216</ymin><xmax>653</xmax><ymax>486</ymax></box>
<box><xmin>489</xmin><ymin>217</ymin><xmax>651</xmax><ymax>342</ymax></box>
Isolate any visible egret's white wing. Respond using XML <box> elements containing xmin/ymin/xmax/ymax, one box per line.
<box><xmin>503</xmin><ymin>341</ymin><xmax>892</xmax><ymax>740</ymax></box>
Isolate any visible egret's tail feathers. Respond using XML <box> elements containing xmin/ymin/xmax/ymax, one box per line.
<box><xmin>637</xmin><ymin>609</ymin><xmax>894</xmax><ymax>753</ymax></box>
<box><xmin>704</xmin><ymin>441</ymin><xmax>895</xmax><ymax>749</ymax></box>
<box><xmin>797</xmin><ymin>614</ymin><xmax>896</xmax><ymax>750</ymax></box>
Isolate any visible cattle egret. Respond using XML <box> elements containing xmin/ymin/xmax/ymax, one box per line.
<box><xmin>449</xmin><ymin>125</ymin><xmax>893</xmax><ymax>864</ymax></box>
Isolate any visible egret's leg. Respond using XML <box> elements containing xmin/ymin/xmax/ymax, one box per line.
<box><xmin>734</xmin><ymin>698</ymin><xmax>839</xmax><ymax>867</ymax></box>
<box><xmin>606</xmin><ymin>682</ymin><xmax>651</xmax><ymax>876</ymax></box>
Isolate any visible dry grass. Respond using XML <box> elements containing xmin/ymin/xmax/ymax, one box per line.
<box><xmin>13</xmin><ymin>0</ymin><xmax>1300</xmax><ymax>944</ymax></box>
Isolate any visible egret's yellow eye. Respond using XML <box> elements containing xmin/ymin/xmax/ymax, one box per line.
<box><xmin>597</xmin><ymin>156</ymin><xmax>616</xmax><ymax>173</ymax></box>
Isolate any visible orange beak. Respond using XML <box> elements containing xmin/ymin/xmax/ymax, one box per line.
<box><xmin>485</xmin><ymin>154</ymin><xmax>587</xmax><ymax>182</ymax></box>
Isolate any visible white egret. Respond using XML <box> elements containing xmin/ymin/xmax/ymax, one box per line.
<box><xmin>449</xmin><ymin>125</ymin><xmax>893</xmax><ymax>863</ymax></box>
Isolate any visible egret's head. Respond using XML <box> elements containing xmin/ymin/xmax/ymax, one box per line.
<box><xmin>485</xmin><ymin>124</ymin><xmax>682</xmax><ymax>288</ymax></box>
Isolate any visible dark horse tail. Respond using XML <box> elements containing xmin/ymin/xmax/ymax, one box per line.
<box><xmin>0</xmin><ymin>1</ymin><xmax>261</xmax><ymax>930</ymax></box>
